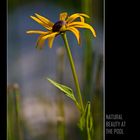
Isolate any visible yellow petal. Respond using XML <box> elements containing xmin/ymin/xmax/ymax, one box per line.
<box><xmin>59</xmin><ymin>12</ymin><xmax>68</xmax><ymax>21</ymax></box>
<box><xmin>35</xmin><ymin>13</ymin><xmax>54</xmax><ymax>27</ymax></box>
<box><xmin>30</xmin><ymin>16</ymin><xmax>52</xmax><ymax>30</ymax></box>
<box><xmin>66</xmin><ymin>27</ymin><xmax>80</xmax><ymax>45</ymax></box>
<box><xmin>26</xmin><ymin>30</ymin><xmax>48</xmax><ymax>35</ymax></box>
<box><xmin>68</xmin><ymin>22</ymin><xmax>96</xmax><ymax>37</ymax></box>
<box><xmin>79</xmin><ymin>16</ymin><xmax>84</xmax><ymax>22</ymax></box>
<box><xmin>36</xmin><ymin>35</ymin><xmax>46</xmax><ymax>49</ymax></box>
<box><xmin>36</xmin><ymin>32</ymin><xmax>59</xmax><ymax>49</ymax></box>
<box><xmin>79</xmin><ymin>13</ymin><xmax>90</xmax><ymax>18</ymax></box>
<box><xmin>66</xmin><ymin>13</ymin><xmax>90</xmax><ymax>23</ymax></box>
<box><xmin>48</xmin><ymin>36</ymin><xmax>55</xmax><ymax>48</ymax></box>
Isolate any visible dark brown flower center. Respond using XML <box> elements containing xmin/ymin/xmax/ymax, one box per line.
<box><xmin>52</xmin><ymin>20</ymin><xmax>65</xmax><ymax>32</ymax></box>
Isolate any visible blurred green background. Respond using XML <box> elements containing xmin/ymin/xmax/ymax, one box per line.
<box><xmin>8</xmin><ymin>0</ymin><xmax>104</xmax><ymax>140</ymax></box>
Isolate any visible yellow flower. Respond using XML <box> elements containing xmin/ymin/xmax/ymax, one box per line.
<box><xmin>26</xmin><ymin>12</ymin><xmax>96</xmax><ymax>49</ymax></box>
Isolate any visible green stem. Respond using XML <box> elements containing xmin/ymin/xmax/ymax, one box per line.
<box><xmin>61</xmin><ymin>33</ymin><xmax>84</xmax><ymax>112</ymax></box>
<box><xmin>14</xmin><ymin>85</ymin><xmax>23</xmax><ymax>140</ymax></box>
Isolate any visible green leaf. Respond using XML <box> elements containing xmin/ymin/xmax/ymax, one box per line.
<box><xmin>86</xmin><ymin>102</ymin><xmax>94</xmax><ymax>140</ymax></box>
<box><xmin>78</xmin><ymin>101</ymin><xmax>89</xmax><ymax>130</ymax></box>
<box><xmin>47</xmin><ymin>78</ymin><xmax>80</xmax><ymax>110</ymax></box>
<box><xmin>78</xmin><ymin>101</ymin><xmax>94</xmax><ymax>140</ymax></box>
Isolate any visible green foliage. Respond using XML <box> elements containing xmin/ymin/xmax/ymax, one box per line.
<box><xmin>78</xmin><ymin>101</ymin><xmax>94</xmax><ymax>140</ymax></box>
<box><xmin>47</xmin><ymin>78</ymin><xmax>94</xmax><ymax>140</ymax></box>
<box><xmin>7</xmin><ymin>85</ymin><xmax>23</xmax><ymax>140</ymax></box>
<box><xmin>47</xmin><ymin>78</ymin><xmax>81</xmax><ymax>110</ymax></box>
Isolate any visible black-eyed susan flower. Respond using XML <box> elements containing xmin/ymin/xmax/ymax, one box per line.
<box><xmin>26</xmin><ymin>12</ymin><xmax>96</xmax><ymax>49</ymax></box>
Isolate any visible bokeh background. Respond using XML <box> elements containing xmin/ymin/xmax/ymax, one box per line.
<box><xmin>8</xmin><ymin>0</ymin><xmax>104</xmax><ymax>140</ymax></box>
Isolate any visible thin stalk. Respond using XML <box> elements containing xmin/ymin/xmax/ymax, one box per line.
<box><xmin>8</xmin><ymin>86</ymin><xmax>15</xmax><ymax>140</ymax></box>
<box><xmin>7</xmin><ymin>85</ymin><xmax>23</xmax><ymax>140</ymax></box>
<box><xmin>86</xmin><ymin>103</ymin><xmax>91</xmax><ymax>140</ymax></box>
<box><xmin>61</xmin><ymin>33</ymin><xmax>84</xmax><ymax>112</ymax></box>
<box><xmin>56</xmin><ymin>47</ymin><xmax>66</xmax><ymax>140</ymax></box>
<box><xmin>14</xmin><ymin>84</ymin><xmax>23</xmax><ymax>140</ymax></box>
<box><xmin>81</xmin><ymin>0</ymin><xmax>95</xmax><ymax>102</ymax></box>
